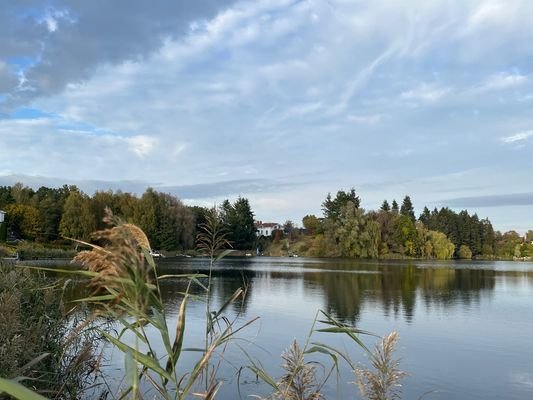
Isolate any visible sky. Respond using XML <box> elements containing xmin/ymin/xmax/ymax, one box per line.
<box><xmin>0</xmin><ymin>0</ymin><xmax>532</xmax><ymax>232</ymax></box>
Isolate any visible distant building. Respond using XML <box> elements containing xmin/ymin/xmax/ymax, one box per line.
<box><xmin>0</xmin><ymin>210</ymin><xmax>5</xmax><ymax>223</ymax></box>
<box><xmin>255</xmin><ymin>221</ymin><xmax>282</xmax><ymax>237</ymax></box>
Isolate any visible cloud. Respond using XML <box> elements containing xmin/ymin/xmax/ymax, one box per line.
<box><xmin>126</xmin><ymin>135</ymin><xmax>157</xmax><ymax>158</ymax></box>
<box><xmin>481</xmin><ymin>72</ymin><xmax>527</xmax><ymax>91</ymax></box>
<box><xmin>0</xmin><ymin>61</ymin><xmax>17</xmax><ymax>92</ymax></box>
<box><xmin>445</xmin><ymin>193</ymin><xmax>533</xmax><ymax>208</ymax></box>
<box><xmin>466</xmin><ymin>1</ymin><xmax>513</xmax><ymax>32</ymax></box>
<box><xmin>501</xmin><ymin>130</ymin><xmax>533</xmax><ymax>143</ymax></box>
<box><xmin>0</xmin><ymin>173</ymin><xmax>301</xmax><ymax>200</ymax></box>
<box><xmin>347</xmin><ymin>114</ymin><xmax>382</xmax><ymax>125</ymax></box>
<box><xmin>400</xmin><ymin>83</ymin><xmax>451</xmax><ymax>102</ymax></box>
<box><xmin>160</xmin><ymin>178</ymin><xmax>301</xmax><ymax>199</ymax></box>
<box><xmin>0</xmin><ymin>0</ymin><xmax>239</xmax><ymax>107</ymax></box>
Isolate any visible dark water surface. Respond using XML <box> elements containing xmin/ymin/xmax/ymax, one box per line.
<box><xmin>102</xmin><ymin>257</ymin><xmax>533</xmax><ymax>399</ymax></box>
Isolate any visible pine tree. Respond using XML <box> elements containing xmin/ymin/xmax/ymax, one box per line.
<box><xmin>221</xmin><ymin>197</ymin><xmax>256</xmax><ymax>250</ymax></box>
<box><xmin>391</xmin><ymin>200</ymin><xmax>399</xmax><ymax>214</ymax></box>
<box><xmin>400</xmin><ymin>196</ymin><xmax>415</xmax><ymax>222</ymax></box>
<box><xmin>380</xmin><ymin>200</ymin><xmax>391</xmax><ymax>212</ymax></box>
<box><xmin>322</xmin><ymin>188</ymin><xmax>360</xmax><ymax>221</ymax></box>
<box><xmin>419</xmin><ymin>206</ymin><xmax>431</xmax><ymax>225</ymax></box>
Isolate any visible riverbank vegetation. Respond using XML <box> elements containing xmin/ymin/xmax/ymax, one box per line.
<box><xmin>0</xmin><ymin>211</ymin><xmax>405</xmax><ymax>399</ymax></box>
<box><xmin>0</xmin><ymin>262</ymin><xmax>98</xmax><ymax>398</ymax></box>
<box><xmin>268</xmin><ymin>189</ymin><xmax>533</xmax><ymax>260</ymax></box>
<box><xmin>0</xmin><ymin>182</ymin><xmax>531</xmax><ymax>260</ymax></box>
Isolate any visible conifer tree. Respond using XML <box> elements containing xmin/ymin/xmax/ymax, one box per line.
<box><xmin>400</xmin><ymin>196</ymin><xmax>416</xmax><ymax>223</ymax></box>
<box><xmin>391</xmin><ymin>199</ymin><xmax>399</xmax><ymax>214</ymax></box>
<box><xmin>380</xmin><ymin>200</ymin><xmax>391</xmax><ymax>212</ymax></box>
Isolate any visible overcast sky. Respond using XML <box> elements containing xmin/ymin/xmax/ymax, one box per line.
<box><xmin>1</xmin><ymin>0</ymin><xmax>532</xmax><ymax>232</ymax></box>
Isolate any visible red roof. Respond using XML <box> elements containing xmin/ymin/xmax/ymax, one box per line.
<box><xmin>255</xmin><ymin>221</ymin><xmax>280</xmax><ymax>228</ymax></box>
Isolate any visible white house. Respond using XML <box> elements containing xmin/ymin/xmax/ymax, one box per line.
<box><xmin>255</xmin><ymin>221</ymin><xmax>282</xmax><ymax>237</ymax></box>
<box><xmin>0</xmin><ymin>210</ymin><xmax>5</xmax><ymax>223</ymax></box>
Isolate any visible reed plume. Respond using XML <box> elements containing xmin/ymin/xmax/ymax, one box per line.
<box><xmin>355</xmin><ymin>331</ymin><xmax>405</xmax><ymax>400</ymax></box>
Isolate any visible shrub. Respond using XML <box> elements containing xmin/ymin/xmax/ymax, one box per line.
<box><xmin>457</xmin><ymin>245</ymin><xmax>473</xmax><ymax>260</ymax></box>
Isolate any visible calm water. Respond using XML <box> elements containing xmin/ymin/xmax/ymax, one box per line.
<box><xmin>101</xmin><ymin>257</ymin><xmax>533</xmax><ymax>400</ymax></box>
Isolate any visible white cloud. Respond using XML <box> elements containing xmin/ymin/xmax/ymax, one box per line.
<box><xmin>482</xmin><ymin>72</ymin><xmax>527</xmax><ymax>91</ymax></box>
<box><xmin>126</xmin><ymin>135</ymin><xmax>157</xmax><ymax>158</ymax></box>
<box><xmin>501</xmin><ymin>130</ymin><xmax>533</xmax><ymax>144</ymax></box>
<box><xmin>463</xmin><ymin>0</ymin><xmax>528</xmax><ymax>36</ymax></box>
<box><xmin>347</xmin><ymin>114</ymin><xmax>382</xmax><ymax>125</ymax></box>
<box><xmin>39</xmin><ymin>9</ymin><xmax>74</xmax><ymax>33</ymax></box>
<box><xmin>467</xmin><ymin>1</ymin><xmax>510</xmax><ymax>31</ymax></box>
<box><xmin>400</xmin><ymin>83</ymin><xmax>451</xmax><ymax>102</ymax></box>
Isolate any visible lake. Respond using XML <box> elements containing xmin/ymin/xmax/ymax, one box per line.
<box><xmin>100</xmin><ymin>257</ymin><xmax>533</xmax><ymax>400</ymax></box>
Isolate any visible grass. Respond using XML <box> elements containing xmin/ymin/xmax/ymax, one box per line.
<box><xmin>0</xmin><ymin>242</ymin><xmax>78</xmax><ymax>260</ymax></box>
<box><xmin>0</xmin><ymin>262</ymin><xmax>98</xmax><ymax>399</ymax></box>
<box><xmin>0</xmin><ymin>208</ymin><xmax>406</xmax><ymax>399</ymax></box>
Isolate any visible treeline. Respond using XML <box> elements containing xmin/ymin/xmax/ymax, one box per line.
<box><xmin>0</xmin><ymin>183</ymin><xmax>258</xmax><ymax>252</ymax></box>
<box><xmin>1</xmin><ymin>182</ymin><xmax>531</xmax><ymax>259</ymax></box>
<box><xmin>0</xmin><ymin>183</ymin><xmax>196</xmax><ymax>250</ymax></box>
<box><xmin>299</xmin><ymin>189</ymin><xmax>533</xmax><ymax>260</ymax></box>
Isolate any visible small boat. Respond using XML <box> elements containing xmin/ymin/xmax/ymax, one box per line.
<box><xmin>150</xmin><ymin>250</ymin><xmax>164</xmax><ymax>258</ymax></box>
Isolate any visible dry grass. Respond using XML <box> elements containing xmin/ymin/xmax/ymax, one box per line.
<box><xmin>355</xmin><ymin>331</ymin><xmax>406</xmax><ymax>400</ymax></box>
<box><xmin>0</xmin><ymin>263</ymin><xmax>98</xmax><ymax>399</ymax></box>
<box><xmin>275</xmin><ymin>341</ymin><xmax>323</xmax><ymax>400</ymax></box>
<box><xmin>74</xmin><ymin>209</ymin><xmax>150</xmax><ymax>279</ymax></box>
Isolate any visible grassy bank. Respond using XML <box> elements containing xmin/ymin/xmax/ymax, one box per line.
<box><xmin>0</xmin><ymin>242</ymin><xmax>78</xmax><ymax>260</ymax></box>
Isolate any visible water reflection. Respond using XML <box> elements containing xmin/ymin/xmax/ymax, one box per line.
<box><xmin>51</xmin><ymin>257</ymin><xmax>533</xmax><ymax>400</ymax></box>
<box><xmin>155</xmin><ymin>258</ymin><xmax>533</xmax><ymax>324</ymax></box>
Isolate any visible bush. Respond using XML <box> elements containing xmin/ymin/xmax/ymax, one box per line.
<box><xmin>457</xmin><ymin>245</ymin><xmax>473</xmax><ymax>259</ymax></box>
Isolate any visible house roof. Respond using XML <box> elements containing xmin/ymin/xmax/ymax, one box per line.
<box><xmin>255</xmin><ymin>222</ymin><xmax>280</xmax><ymax>228</ymax></box>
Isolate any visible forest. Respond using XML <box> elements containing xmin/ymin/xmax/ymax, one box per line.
<box><xmin>0</xmin><ymin>183</ymin><xmax>531</xmax><ymax>260</ymax></box>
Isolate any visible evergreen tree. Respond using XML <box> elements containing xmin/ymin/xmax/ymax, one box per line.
<box><xmin>0</xmin><ymin>186</ymin><xmax>14</xmax><ymax>209</ymax></box>
<box><xmin>400</xmin><ymin>195</ymin><xmax>416</xmax><ymax>222</ymax></box>
<box><xmin>322</xmin><ymin>188</ymin><xmax>360</xmax><ymax>221</ymax></box>
<box><xmin>221</xmin><ymin>197</ymin><xmax>256</xmax><ymax>250</ymax></box>
<box><xmin>38</xmin><ymin>195</ymin><xmax>63</xmax><ymax>241</ymax></box>
<box><xmin>391</xmin><ymin>200</ymin><xmax>399</xmax><ymax>214</ymax></box>
<box><xmin>380</xmin><ymin>200</ymin><xmax>391</xmax><ymax>212</ymax></box>
<box><xmin>419</xmin><ymin>206</ymin><xmax>431</xmax><ymax>225</ymax></box>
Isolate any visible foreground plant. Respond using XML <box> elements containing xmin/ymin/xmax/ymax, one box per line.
<box><xmin>0</xmin><ymin>262</ymin><xmax>100</xmax><ymax>400</ymax></box>
<box><xmin>355</xmin><ymin>332</ymin><xmax>405</xmax><ymax>400</ymax></box>
<box><xmin>72</xmin><ymin>209</ymin><xmax>251</xmax><ymax>399</ymax></box>
<box><xmin>249</xmin><ymin>311</ymin><xmax>405</xmax><ymax>400</ymax></box>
